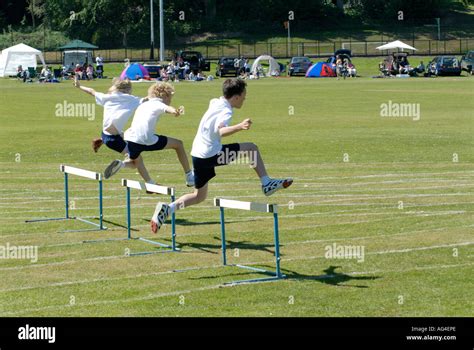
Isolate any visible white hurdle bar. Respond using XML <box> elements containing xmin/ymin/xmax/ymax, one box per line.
<box><xmin>122</xmin><ymin>179</ymin><xmax>179</xmax><ymax>256</ymax></box>
<box><xmin>214</xmin><ymin>198</ymin><xmax>285</xmax><ymax>285</ymax></box>
<box><xmin>25</xmin><ymin>164</ymin><xmax>107</xmax><ymax>233</ymax></box>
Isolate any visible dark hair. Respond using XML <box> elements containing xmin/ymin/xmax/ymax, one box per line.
<box><xmin>223</xmin><ymin>78</ymin><xmax>246</xmax><ymax>99</ymax></box>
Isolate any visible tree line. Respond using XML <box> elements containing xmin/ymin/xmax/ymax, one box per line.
<box><xmin>1</xmin><ymin>0</ymin><xmax>473</xmax><ymax>49</ymax></box>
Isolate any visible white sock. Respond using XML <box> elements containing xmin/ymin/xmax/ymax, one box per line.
<box><xmin>260</xmin><ymin>176</ymin><xmax>271</xmax><ymax>186</ymax></box>
<box><xmin>169</xmin><ymin>202</ymin><xmax>176</xmax><ymax>213</ymax></box>
<box><xmin>119</xmin><ymin>160</ymin><xmax>126</xmax><ymax>168</ymax></box>
<box><xmin>185</xmin><ymin>170</ymin><xmax>193</xmax><ymax>175</ymax></box>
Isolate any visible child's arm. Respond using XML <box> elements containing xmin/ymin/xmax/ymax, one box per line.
<box><xmin>73</xmin><ymin>77</ymin><xmax>96</xmax><ymax>96</ymax></box>
<box><xmin>164</xmin><ymin>105</ymin><xmax>184</xmax><ymax>117</ymax></box>
<box><xmin>219</xmin><ymin>118</ymin><xmax>252</xmax><ymax>137</ymax></box>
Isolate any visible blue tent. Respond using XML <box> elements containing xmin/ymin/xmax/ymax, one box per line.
<box><xmin>120</xmin><ymin>63</ymin><xmax>150</xmax><ymax>80</ymax></box>
<box><xmin>306</xmin><ymin>62</ymin><xmax>336</xmax><ymax>78</ymax></box>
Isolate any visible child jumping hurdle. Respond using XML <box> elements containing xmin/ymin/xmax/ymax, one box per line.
<box><xmin>103</xmin><ymin>82</ymin><xmax>194</xmax><ymax>187</ymax></box>
<box><xmin>74</xmin><ymin>77</ymin><xmax>154</xmax><ymax>184</ymax></box>
<box><xmin>150</xmin><ymin>78</ymin><xmax>292</xmax><ymax>233</ymax></box>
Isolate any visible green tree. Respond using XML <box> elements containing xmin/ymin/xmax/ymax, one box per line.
<box><xmin>26</xmin><ymin>0</ymin><xmax>45</xmax><ymax>29</ymax></box>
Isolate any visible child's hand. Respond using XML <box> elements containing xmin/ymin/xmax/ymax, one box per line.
<box><xmin>240</xmin><ymin>118</ymin><xmax>252</xmax><ymax>130</ymax></box>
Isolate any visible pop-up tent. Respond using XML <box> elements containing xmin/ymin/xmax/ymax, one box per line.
<box><xmin>251</xmin><ymin>55</ymin><xmax>281</xmax><ymax>77</ymax></box>
<box><xmin>306</xmin><ymin>62</ymin><xmax>336</xmax><ymax>78</ymax></box>
<box><xmin>376</xmin><ymin>40</ymin><xmax>417</xmax><ymax>52</ymax></box>
<box><xmin>0</xmin><ymin>43</ymin><xmax>46</xmax><ymax>77</ymax></box>
<box><xmin>120</xmin><ymin>63</ymin><xmax>150</xmax><ymax>80</ymax></box>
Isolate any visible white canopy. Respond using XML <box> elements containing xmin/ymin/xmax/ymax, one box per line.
<box><xmin>0</xmin><ymin>43</ymin><xmax>46</xmax><ymax>77</ymax></box>
<box><xmin>251</xmin><ymin>55</ymin><xmax>280</xmax><ymax>77</ymax></box>
<box><xmin>376</xmin><ymin>40</ymin><xmax>417</xmax><ymax>51</ymax></box>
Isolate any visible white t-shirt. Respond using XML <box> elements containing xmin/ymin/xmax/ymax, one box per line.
<box><xmin>95</xmin><ymin>92</ymin><xmax>141</xmax><ymax>135</ymax></box>
<box><xmin>191</xmin><ymin>97</ymin><xmax>233</xmax><ymax>158</ymax></box>
<box><xmin>124</xmin><ymin>98</ymin><xmax>168</xmax><ymax>145</ymax></box>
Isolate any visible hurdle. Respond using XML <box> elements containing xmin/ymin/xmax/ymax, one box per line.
<box><xmin>121</xmin><ymin>179</ymin><xmax>179</xmax><ymax>256</ymax></box>
<box><xmin>25</xmin><ymin>165</ymin><xmax>107</xmax><ymax>233</ymax></box>
<box><xmin>214</xmin><ymin>198</ymin><xmax>285</xmax><ymax>285</ymax></box>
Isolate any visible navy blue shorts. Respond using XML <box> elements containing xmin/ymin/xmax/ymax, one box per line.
<box><xmin>101</xmin><ymin>132</ymin><xmax>127</xmax><ymax>153</ymax></box>
<box><xmin>192</xmin><ymin>143</ymin><xmax>240</xmax><ymax>189</ymax></box>
<box><xmin>127</xmin><ymin>135</ymin><xmax>168</xmax><ymax>160</ymax></box>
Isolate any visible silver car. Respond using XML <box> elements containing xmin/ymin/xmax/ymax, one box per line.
<box><xmin>288</xmin><ymin>57</ymin><xmax>312</xmax><ymax>76</ymax></box>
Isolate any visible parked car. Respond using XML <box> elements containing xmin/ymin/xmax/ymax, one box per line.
<box><xmin>427</xmin><ymin>56</ymin><xmax>461</xmax><ymax>76</ymax></box>
<box><xmin>288</xmin><ymin>57</ymin><xmax>312</xmax><ymax>76</ymax></box>
<box><xmin>460</xmin><ymin>50</ymin><xmax>474</xmax><ymax>75</ymax></box>
<box><xmin>174</xmin><ymin>50</ymin><xmax>210</xmax><ymax>73</ymax></box>
<box><xmin>216</xmin><ymin>57</ymin><xmax>238</xmax><ymax>77</ymax></box>
<box><xmin>143</xmin><ymin>63</ymin><xmax>162</xmax><ymax>79</ymax></box>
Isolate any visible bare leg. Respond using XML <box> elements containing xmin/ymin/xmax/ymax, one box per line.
<box><xmin>121</xmin><ymin>150</ymin><xmax>153</xmax><ymax>183</ymax></box>
<box><xmin>172</xmin><ymin>184</ymin><xmax>208</xmax><ymax>211</ymax></box>
<box><xmin>164</xmin><ymin>137</ymin><xmax>191</xmax><ymax>173</ymax></box>
<box><xmin>238</xmin><ymin>142</ymin><xmax>268</xmax><ymax>178</ymax></box>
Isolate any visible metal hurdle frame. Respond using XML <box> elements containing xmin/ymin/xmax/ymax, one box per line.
<box><xmin>121</xmin><ymin>179</ymin><xmax>179</xmax><ymax>256</ymax></box>
<box><xmin>25</xmin><ymin>165</ymin><xmax>107</xmax><ymax>233</ymax></box>
<box><xmin>214</xmin><ymin>198</ymin><xmax>285</xmax><ymax>285</ymax></box>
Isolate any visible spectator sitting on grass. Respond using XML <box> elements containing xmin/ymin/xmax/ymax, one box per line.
<box><xmin>196</xmin><ymin>71</ymin><xmax>205</xmax><ymax>81</ymax></box>
<box><xmin>416</xmin><ymin>61</ymin><xmax>425</xmax><ymax>74</ymax></box>
<box><xmin>86</xmin><ymin>64</ymin><xmax>94</xmax><ymax>80</ymax></box>
<box><xmin>74</xmin><ymin>64</ymin><xmax>84</xmax><ymax>80</ymax></box>
<box><xmin>159</xmin><ymin>68</ymin><xmax>169</xmax><ymax>81</ymax></box>
<box><xmin>16</xmin><ymin>65</ymin><xmax>24</xmax><ymax>79</ymax></box>
<box><xmin>399</xmin><ymin>56</ymin><xmax>409</xmax><ymax>74</ymax></box>
<box><xmin>40</xmin><ymin>66</ymin><xmax>52</xmax><ymax>80</ymax></box>
<box><xmin>61</xmin><ymin>65</ymin><xmax>69</xmax><ymax>79</ymax></box>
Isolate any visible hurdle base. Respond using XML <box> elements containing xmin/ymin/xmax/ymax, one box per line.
<box><xmin>223</xmin><ymin>264</ymin><xmax>286</xmax><ymax>286</ymax></box>
<box><xmin>25</xmin><ymin>217</ymin><xmax>69</xmax><ymax>223</ymax></box>
<box><xmin>128</xmin><ymin>237</ymin><xmax>181</xmax><ymax>256</ymax></box>
<box><xmin>223</xmin><ymin>275</ymin><xmax>286</xmax><ymax>286</ymax></box>
<box><xmin>26</xmin><ymin>216</ymin><xmax>107</xmax><ymax>233</ymax></box>
<box><xmin>83</xmin><ymin>237</ymin><xmax>130</xmax><ymax>244</ymax></box>
<box><xmin>60</xmin><ymin>217</ymin><xmax>107</xmax><ymax>233</ymax></box>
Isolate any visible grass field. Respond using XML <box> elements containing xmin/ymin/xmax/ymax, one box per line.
<box><xmin>0</xmin><ymin>65</ymin><xmax>473</xmax><ymax>317</ymax></box>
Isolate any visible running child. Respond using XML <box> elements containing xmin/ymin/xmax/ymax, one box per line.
<box><xmin>150</xmin><ymin>78</ymin><xmax>292</xmax><ymax>233</ymax></box>
<box><xmin>74</xmin><ymin>77</ymin><xmax>154</xmax><ymax>183</ymax></box>
<box><xmin>103</xmin><ymin>82</ymin><xmax>194</xmax><ymax>187</ymax></box>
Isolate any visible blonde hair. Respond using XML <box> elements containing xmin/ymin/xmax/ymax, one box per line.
<box><xmin>148</xmin><ymin>82</ymin><xmax>175</xmax><ymax>99</ymax></box>
<box><xmin>108</xmin><ymin>78</ymin><xmax>132</xmax><ymax>94</ymax></box>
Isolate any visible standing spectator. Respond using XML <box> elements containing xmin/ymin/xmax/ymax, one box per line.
<box><xmin>239</xmin><ymin>57</ymin><xmax>245</xmax><ymax>75</ymax></box>
<box><xmin>96</xmin><ymin>55</ymin><xmax>104</xmax><ymax>78</ymax></box>
<box><xmin>244</xmin><ymin>59</ymin><xmax>251</xmax><ymax>74</ymax></box>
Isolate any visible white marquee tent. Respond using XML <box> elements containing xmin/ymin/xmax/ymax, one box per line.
<box><xmin>0</xmin><ymin>43</ymin><xmax>46</xmax><ymax>77</ymax></box>
<box><xmin>376</xmin><ymin>40</ymin><xmax>417</xmax><ymax>52</ymax></box>
<box><xmin>251</xmin><ymin>55</ymin><xmax>281</xmax><ymax>77</ymax></box>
